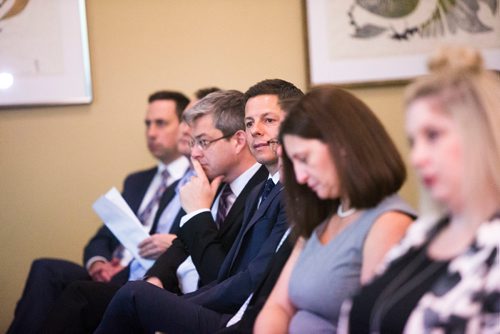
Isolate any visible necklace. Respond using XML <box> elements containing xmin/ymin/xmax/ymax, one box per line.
<box><xmin>337</xmin><ymin>202</ymin><xmax>356</xmax><ymax>218</ymax></box>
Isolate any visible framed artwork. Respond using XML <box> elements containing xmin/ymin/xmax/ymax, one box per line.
<box><xmin>0</xmin><ymin>0</ymin><xmax>92</xmax><ymax>107</ymax></box>
<box><xmin>306</xmin><ymin>0</ymin><xmax>500</xmax><ymax>86</ymax></box>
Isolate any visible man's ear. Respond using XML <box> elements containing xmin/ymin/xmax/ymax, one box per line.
<box><xmin>233</xmin><ymin>130</ymin><xmax>248</xmax><ymax>153</ymax></box>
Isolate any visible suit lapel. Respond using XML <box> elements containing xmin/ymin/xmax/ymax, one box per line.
<box><xmin>216</xmin><ymin>181</ymin><xmax>263</xmax><ymax>280</ymax></box>
<box><xmin>128</xmin><ymin>167</ymin><xmax>158</xmax><ymax>214</ymax></box>
<box><xmin>224</xmin><ymin>182</ymin><xmax>283</xmax><ymax>274</ymax></box>
<box><xmin>240</xmin><ymin>183</ymin><xmax>262</xmax><ymax>229</ymax></box>
<box><xmin>243</xmin><ymin>182</ymin><xmax>283</xmax><ymax>234</ymax></box>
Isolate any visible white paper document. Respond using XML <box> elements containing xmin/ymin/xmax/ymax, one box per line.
<box><xmin>92</xmin><ymin>187</ymin><xmax>155</xmax><ymax>269</ymax></box>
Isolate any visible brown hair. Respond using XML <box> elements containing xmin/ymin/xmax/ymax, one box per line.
<box><xmin>280</xmin><ymin>85</ymin><xmax>406</xmax><ymax>238</ymax></box>
<box><xmin>183</xmin><ymin>90</ymin><xmax>245</xmax><ymax>136</ymax></box>
<box><xmin>194</xmin><ymin>87</ymin><xmax>221</xmax><ymax>100</ymax></box>
<box><xmin>148</xmin><ymin>90</ymin><xmax>190</xmax><ymax>120</ymax></box>
<box><xmin>244</xmin><ymin>79</ymin><xmax>304</xmax><ymax>107</ymax></box>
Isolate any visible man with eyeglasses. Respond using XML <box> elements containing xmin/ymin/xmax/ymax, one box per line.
<box><xmin>94</xmin><ymin>80</ymin><xmax>305</xmax><ymax>334</ymax></box>
<box><xmin>146</xmin><ymin>89</ymin><xmax>268</xmax><ymax>293</ymax></box>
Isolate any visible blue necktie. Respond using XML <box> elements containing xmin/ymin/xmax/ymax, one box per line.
<box><xmin>260</xmin><ymin>179</ymin><xmax>275</xmax><ymax>206</ymax></box>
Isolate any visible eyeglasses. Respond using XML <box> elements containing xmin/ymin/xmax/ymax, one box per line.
<box><xmin>190</xmin><ymin>132</ymin><xmax>235</xmax><ymax>150</ymax></box>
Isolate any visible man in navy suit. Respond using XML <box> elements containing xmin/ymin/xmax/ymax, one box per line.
<box><xmin>7</xmin><ymin>90</ymin><xmax>190</xmax><ymax>334</ymax></box>
<box><xmin>38</xmin><ymin>89</ymin><xmax>269</xmax><ymax>333</ymax></box>
<box><xmin>94</xmin><ymin>80</ymin><xmax>304</xmax><ymax>334</ymax></box>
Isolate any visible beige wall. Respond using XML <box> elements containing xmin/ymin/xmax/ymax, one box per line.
<box><xmin>0</xmin><ymin>0</ymin><xmax>417</xmax><ymax>330</ymax></box>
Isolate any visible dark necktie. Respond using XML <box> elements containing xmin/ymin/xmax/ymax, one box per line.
<box><xmin>215</xmin><ymin>185</ymin><xmax>233</xmax><ymax>228</ymax></box>
<box><xmin>138</xmin><ymin>169</ymin><xmax>170</xmax><ymax>225</ymax></box>
<box><xmin>259</xmin><ymin>179</ymin><xmax>275</xmax><ymax>207</ymax></box>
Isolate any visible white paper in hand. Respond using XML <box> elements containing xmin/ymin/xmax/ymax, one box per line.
<box><xmin>92</xmin><ymin>187</ymin><xmax>155</xmax><ymax>269</ymax></box>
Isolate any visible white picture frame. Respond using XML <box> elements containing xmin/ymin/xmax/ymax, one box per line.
<box><xmin>0</xmin><ymin>0</ymin><xmax>92</xmax><ymax>107</ymax></box>
<box><xmin>306</xmin><ymin>0</ymin><xmax>500</xmax><ymax>86</ymax></box>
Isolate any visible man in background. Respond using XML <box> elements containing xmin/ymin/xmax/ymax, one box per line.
<box><xmin>7</xmin><ymin>90</ymin><xmax>190</xmax><ymax>334</ymax></box>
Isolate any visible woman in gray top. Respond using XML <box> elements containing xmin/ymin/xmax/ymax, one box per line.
<box><xmin>255</xmin><ymin>85</ymin><xmax>416</xmax><ymax>333</ymax></box>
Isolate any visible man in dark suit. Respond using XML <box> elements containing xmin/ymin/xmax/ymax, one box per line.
<box><xmin>7</xmin><ymin>90</ymin><xmax>190</xmax><ymax>334</ymax></box>
<box><xmin>94</xmin><ymin>80</ymin><xmax>304</xmax><ymax>333</ymax></box>
<box><xmin>145</xmin><ymin>89</ymin><xmax>270</xmax><ymax>294</ymax></box>
<box><xmin>39</xmin><ymin>89</ymin><xmax>269</xmax><ymax>333</ymax></box>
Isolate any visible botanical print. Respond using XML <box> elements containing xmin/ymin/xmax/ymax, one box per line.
<box><xmin>0</xmin><ymin>0</ymin><xmax>91</xmax><ymax>107</ymax></box>
<box><xmin>0</xmin><ymin>0</ymin><xmax>30</xmax><ymax>25</ymax></box>
<box><xmin>0</xmin><ymin>0</ymin><xmax>63</xmax><ymax>76</ymax></box>
<box><xmin>349</xmin><ymin>0</ymin><xmax>498</xmax><ymax>39</ymax></box>
<box><xmin>328</xmin><ymin>0</ymin><xmax>500</xmax><ymax>60</ymax></box>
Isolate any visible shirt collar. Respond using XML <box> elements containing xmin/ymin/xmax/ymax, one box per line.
<box><xmin>157</xmin><ymin>156</ymin><xmax>190</xmax><ymax>180</ymax></box>
<box><xmin>228</xmin><ymin>162</ymin><xmax>262</xmax><ymax>197</ymax></box>
<box><xmin>269</xmin><ymin>171</ymin><xmax>280</xmax><ymax>185</ymax></box>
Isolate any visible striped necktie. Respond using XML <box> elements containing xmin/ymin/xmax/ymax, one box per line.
<box><xmin>215</xmin><ymin>185</ymin><xmax>233</xmax><ymax>228</ymax></box>
<box><xmin>138</xmin><ymin>169</ymin><xmax>170</xmax><ymax>225</ymax></box>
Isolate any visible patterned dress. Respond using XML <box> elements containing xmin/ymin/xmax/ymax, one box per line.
<box><xmin>339</xmin><ymin>212</ymin><xmax>500</xmax><ymax>334</ymax></box>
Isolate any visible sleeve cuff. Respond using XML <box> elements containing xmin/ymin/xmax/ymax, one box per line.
<box><xmin>85</xmin><ymin>256</ymin><xmax>108</xmax><ymax>271</ymax></box>
<box><xmin>179</xmin><ymin>208</ymin><xmax>211</xmax><ymax>228</ymax></box>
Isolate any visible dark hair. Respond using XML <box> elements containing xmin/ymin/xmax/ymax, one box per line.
<box><xmin>244</xmin><ymin>79</ymin><xmax>304</xmax><ymax>108</ymax></box>
<box><xmin>148</xmin><ymin>90</ymin><xmax>190</xmax><ymax>120</ymax></box>
<box><xmin>195</xmin><ymin>87</ymin><xmax>222</xmax><ymax>100</ymax></box>
<box><xmin>183</xmin><ymin>90</ymin><xmax>246</xmax><ymax>135</ymax></box>
<box><xmin>280</xmin><ymin>85</ymin><xmax>406</xmax><ymax>238</ymax></box>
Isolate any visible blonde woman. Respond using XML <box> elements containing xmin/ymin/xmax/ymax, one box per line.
<box><xmin>340</xmin><ymin>46</ymin><xmax>500</xmax><ymax>333</ymax></box>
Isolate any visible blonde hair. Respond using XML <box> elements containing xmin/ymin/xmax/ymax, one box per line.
<box><xmin>405</xmin><ymin>46</ymin><xmax>500</xmax><ymax>216</ymax></box>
